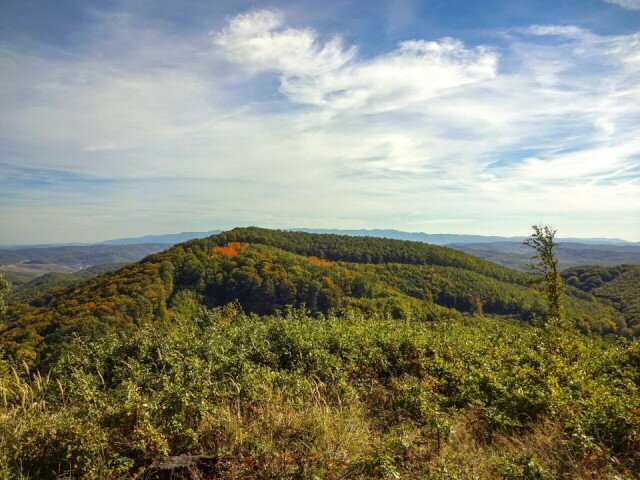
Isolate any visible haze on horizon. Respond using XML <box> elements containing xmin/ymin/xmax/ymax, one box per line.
<box><xmin>1</xmin><ymin>0</ymin><xmax>639</xmax><ymax>244</ymax></box>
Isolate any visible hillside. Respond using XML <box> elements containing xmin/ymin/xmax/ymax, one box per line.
<box><xmin>1</xmin><ymin>289</ymin><xmax>638</xmax><ymax>478</ymax></box>
<box><xmin>3</xmin><ymin>231</ymin><xmax>635</xmax><ymax>290</ymax></box>
<box><xmin>562</xmin><ymin>265</ymin><xmax>640</xmax><ymax>332</ymax></box>
<box><xmin>1</xmin><ymin>228</ymin><xmax>626</xmax><ymax>364</ymax></box>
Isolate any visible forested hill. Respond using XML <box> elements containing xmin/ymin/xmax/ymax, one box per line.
<box><xmin>210</xmin><ymin>228</ymin><xmax>532</xmax><ymax>285</ymax></box>
<box><xmin>0</xmin><ymin>227</ymin><xmax>626</xmax><ymax>364</ymax></box>
<box><xmin>562</xmin><ymin>264</ymin><xmax>640</xmax><ymax>332</ymax></box>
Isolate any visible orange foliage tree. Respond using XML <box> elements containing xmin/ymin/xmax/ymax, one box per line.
<box><xmin>307</xmin><ymin>256</ymin><xmax>333</xmax><ymax>267</ymax></box>
<box><xmin>213</xmin><ymin>242</ymin><xmax>247</xmax><ymax>257</ymax></box>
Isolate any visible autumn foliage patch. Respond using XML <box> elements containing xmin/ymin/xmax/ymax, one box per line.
<box><xmin>213</xmin><ymin>242</ymin><xmax>247</xmax><ymax>257</ymax></box>
<box><xmin>307</xmin><ymin>256</ymin><xmax>333</xmax><ymax>267</ymax></box>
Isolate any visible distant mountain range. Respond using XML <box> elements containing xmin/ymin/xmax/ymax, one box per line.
<box><xmin>0</xmin><ymin>230</ymin><xmax>222</xmax><ymax>249</ymax></box>
<box><xmin>2</xmin><ymin>228</ymin><xmax>636</xmax><ymax>248</ymax></box>
<box><xmin>0</xmin><ymin>244</ymin><xmax>169</xmax><ymax>289</ymax></box>
<box><xmin>292</xmin><ymin>228</ymin><xmax>639</xmax><ymax>246</ymax></box>
<box><xmin>101</xmin><ymin>230</ymin><xmax>221</xmax><ymax>245</ymax></box>
<box><xmin>0</xmin><ymin>243</ymin><xmax>169</xmax><ymax>267</ymax></box>
<box><xmin>451</xmin><ymin>241</ymin><xmax>640</xmax><ymax>270</ymax></box>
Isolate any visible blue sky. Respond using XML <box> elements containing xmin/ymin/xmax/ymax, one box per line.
<box><xmin>1</xmin><ymin>0</ymin><xmax>639</xmax><ymax>243</ymax></box>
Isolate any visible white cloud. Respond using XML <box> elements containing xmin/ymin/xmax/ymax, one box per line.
<box><xmin>212</xmin><ymin>10</ymin><xmax>356</xmax><ymax>77</ymax></box>
<box><xmin>284</xmin><ymin>38</ymin><xmax>497</xmax><ymax>113</ymax></box>
<box><xmin>0</xmin><ymin>9</ymin><xmax>639</xmax><ymax>242</ymax></box>
<box><xmin>213</xmin><ymin>11</ymin><xmax>498</xmax><ymax>114</ymax></box>
<box><xmin>604</xmin><ymin>0</ymin><xmax>640</xmax><ymax>11</ymax></box>
<box><xmin>524</xmin><ymin>25</ymin><xmax>588</xmax><ymax>38</ymax></box>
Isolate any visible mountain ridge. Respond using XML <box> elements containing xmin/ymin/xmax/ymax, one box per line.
<box><xmin>2</xmin><ymin>228</ymin><xmax>637</xmax><ymax>248</ymax></box>
<box><xmin>293</xmin><ymin>228</ymin><xmax>639</xmax><ymax>246</ymax></box>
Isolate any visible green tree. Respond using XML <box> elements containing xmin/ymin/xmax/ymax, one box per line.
<box><xmin>0</xmin><ymin>272</ymin><xmax>10</xmax><ymax>314</ymax></box>
<box><xmin>523</xmin><ymin>225</ymin><xmax>565</xmax><ymax>326</ymax></box>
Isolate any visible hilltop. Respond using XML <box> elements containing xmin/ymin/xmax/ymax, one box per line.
<box><xmin>3</xmin><ymin>229</ymin><xmax>637</xmax><ymax>294</ymax></box>
<box><xmin>1</xmin><ymin>228</ymin><xmax>627</xmax><ymax>364</ymax></box>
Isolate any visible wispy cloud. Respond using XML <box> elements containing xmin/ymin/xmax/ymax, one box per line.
<box><xmin>213</xmin><ymin>10</ymin><xmax>497</xmax><ymax>113</ymax></box>
<box><xmin>0</xmin><ymin>8</ymin><xmax>639</xmax><ymax>242</ymax></box>
<box><xmin>212</xmin><ymin>10</ymin><xmax>356</xmax><ymax>77</ymax></box>
<box><xmin>604</xmin><ymin>0</ymin><xmax>640</xmax><ymax>11</ymax></box>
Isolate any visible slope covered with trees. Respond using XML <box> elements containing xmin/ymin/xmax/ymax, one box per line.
<box><xmin>0</xmin><ymin>228</ymin><xmax>626</xmax><ymax>364</ymax></box>
<box><xmin>563</xmin><ymin>264</ymin><xmax>640</xmax><ymax>333</ymax></box>
<box><xmin>0</xmin><ymin>272</ymin><xmax>9</xmax><ymax>313</ymax></box>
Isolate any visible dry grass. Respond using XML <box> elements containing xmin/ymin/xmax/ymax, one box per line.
<box><xmin>425</xmin><ymin>411</ymin><xmax>627</xmax><ymax>480</ymax></box>
<box><xmin>196</xmin><ymin>392</ymin><xmax>375</xmax><ymax>479</ymax></box>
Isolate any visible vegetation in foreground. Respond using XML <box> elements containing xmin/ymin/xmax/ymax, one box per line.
<box><xmin>0</xmin><ymin>302</ymin><xmax>639</xmax><ymax>479</ymax></box>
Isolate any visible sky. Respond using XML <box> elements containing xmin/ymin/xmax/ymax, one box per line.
<box><xmin>0</xmin><ymin>0</ymin><xmax>639</xmax><ymax>244</ymax></box>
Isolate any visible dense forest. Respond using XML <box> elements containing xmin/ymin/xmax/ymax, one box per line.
<box><xmin>562</xmin><ymin>264</ymin><xmax>640</xmax><ymax>333</ymax></box>
<box><xmin>0</xmin><ymin>228</ymin><xmax>638</xmax><ymax>479</ymax></box>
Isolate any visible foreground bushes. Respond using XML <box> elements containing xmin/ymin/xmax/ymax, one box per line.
<box><xmin>0</xmin><ymin>299</ymin><xmax>639</xmax><ymax>479</ymax></box>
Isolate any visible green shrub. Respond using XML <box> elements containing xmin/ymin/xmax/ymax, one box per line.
<box><xmin>0</xmin><ymin>307</ymin><xmax>638</xmax><ymax>478</ymax></box>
